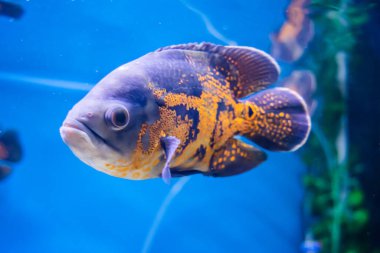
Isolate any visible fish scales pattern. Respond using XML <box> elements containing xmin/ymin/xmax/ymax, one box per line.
<box><xmin>133</xmin><ymin>49</ymin><xmax>248</xmax><ymax>174</ymax></box>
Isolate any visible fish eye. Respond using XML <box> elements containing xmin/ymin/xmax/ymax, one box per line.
<box><xmin>105</xmin><ymin>105</ymin><xmax>130</xmax><ymax>131</ymax></box>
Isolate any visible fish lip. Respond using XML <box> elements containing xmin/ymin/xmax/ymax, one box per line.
<box><xmin>60</xmin><ymin>119</ymin><xmax>121</xmax><ymax>153</ymax></box>
<box><xmin>60</xmin><ymin>119</ymin><xmax>99</xmax><ymax>145</ymax></box>
<box><xmin>61</xmin><ymin>120</ymin><xmax>91</xmax><ymax>137</ymax></box>
<box><xmin>61</xmin><ymin>121</ymin><xmax>86</xmax><ymax>132</ymax></box>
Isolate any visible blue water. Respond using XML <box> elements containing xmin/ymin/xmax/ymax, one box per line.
<box><xmin>0</xmin><ymin>0</ymin><xmax>306</xmax><ymax>252</ymax></box>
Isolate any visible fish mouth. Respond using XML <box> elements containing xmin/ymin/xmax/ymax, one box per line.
<box><xmin>60</xmin><ymin>119</ymin><xmax>132</xmax><ymax>177</ymax></box>
<box><xmin>61</xmin><ymin>121</ymin><xmax>86</xmax><ymax>133</ymax></box>
<box><xmin>60</xmin><ymin>119</ymin><xmax>119</xmax><ymax>153</ymax></box>
<box><xmin>60</xmin><ymin>120</ymin><xmax>98</xmax><ymax>147</ymax></box>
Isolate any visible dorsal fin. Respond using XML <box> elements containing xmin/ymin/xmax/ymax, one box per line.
<box><xmin>156</xmin><ymin>42</ymin><xmax>280</xmax><ymax>98</ymax></box>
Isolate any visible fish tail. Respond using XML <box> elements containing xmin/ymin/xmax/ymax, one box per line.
<box><xmin>238</xmin><ymin>87</ymin><xmax>311</xmax><ymax>151</ymax></box>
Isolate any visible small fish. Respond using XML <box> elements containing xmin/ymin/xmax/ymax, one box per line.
<box><xmin>0</xmin><ymin>130</ymin><xmax>22</xmax><ymax>163</ymax></box>
<box><xmin>60</xmin><ymin>42</ymin><xmax>311</xmax><ymax>182</ymax></box>
<box><xmin>271</xmin><ymin>0</ymin><xmax>314</xmax><ymax>62</ymax></box>
<box><xmin>0</xmin><ymin>1</ymin><xmax>24</xmax><ymax>19</ymax></box>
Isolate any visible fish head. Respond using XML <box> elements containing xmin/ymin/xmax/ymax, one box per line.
<box><xmin>60</xmin><ymin>68</ymin><xmax>159</xmax><ymax>178</ymax></box>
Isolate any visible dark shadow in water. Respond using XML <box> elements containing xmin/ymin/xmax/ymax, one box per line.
<box><xmin>0</xmin><ymin>1</ymin><xmax>24</xmax><ymax>19</ymax></box>
<box><xmin>349</xmin><ymin>0</ymin><xmax>380</xmax><ymax>249</ymax></box>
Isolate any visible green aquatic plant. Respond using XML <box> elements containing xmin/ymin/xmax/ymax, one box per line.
<box><xmin>296</xmin><ymin>0</ymin><xmax>377</xmax><ymax>252</ymax></box>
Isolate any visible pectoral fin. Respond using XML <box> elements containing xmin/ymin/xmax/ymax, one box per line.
<box><xmin>160</xmin><ymin>136</ymin><xmax>180</xmax><ymax>184</ymax></box>
<box><xmin>206</xmin><ymin>138</ymin><xmax>267</xmax><ymax>177</ymax></box>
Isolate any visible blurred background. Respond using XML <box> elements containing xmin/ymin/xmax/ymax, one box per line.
<box><xmin>0</xmin><ymin>0</ymin><xmax>379</xmax><ymax>253</ymax></box>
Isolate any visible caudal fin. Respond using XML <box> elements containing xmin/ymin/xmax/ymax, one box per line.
<box><xmin>241</xmin><ymin>87</ymin><xmax>311</xmax><ymax>151</ymax></box>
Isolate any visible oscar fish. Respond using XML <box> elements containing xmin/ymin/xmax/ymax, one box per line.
<box><xmin>60</xmin><ymin>42</ymin><xmax>311</xmax><ymax>182</ymax></box>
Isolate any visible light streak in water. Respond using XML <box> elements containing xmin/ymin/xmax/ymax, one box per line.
<box><xmin>0</xmin><ymin>72</ymin><xmax>93</xmax><ymax>91</ymax></box>
<box><xmin>180</xmin><ymin>0</ymin><xmax>237</xmax><ymax>46</ymax></box>
<box><xmin>141</xmin><ymin>177</ymin><xmax>191</xmax><ymax>253</ymax></box>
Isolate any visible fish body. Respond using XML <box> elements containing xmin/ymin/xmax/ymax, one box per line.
<box><xmin>60</xmin><ymin>43</ymin><xmax>311</xmax><ymax>181</ymax></box>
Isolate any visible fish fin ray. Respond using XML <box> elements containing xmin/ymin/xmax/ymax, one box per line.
<box><xmin>206</xmin><ymin>138</ymin><xmax>267</xmax><ymax>177</ymax></box>
<box><xmin>241</xmin><ymin>87</ymin><xmax>311</xmax><ymax>151</ymax></box>
<box><xmin>160</xmin><ymin>136</ymin><xmax>180</xmax><ymax>184</ymax></box>
<box><xmin>156</xmin><ymin>42</ymin><xmax>280</xmax><ymax>98</ymax></box>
